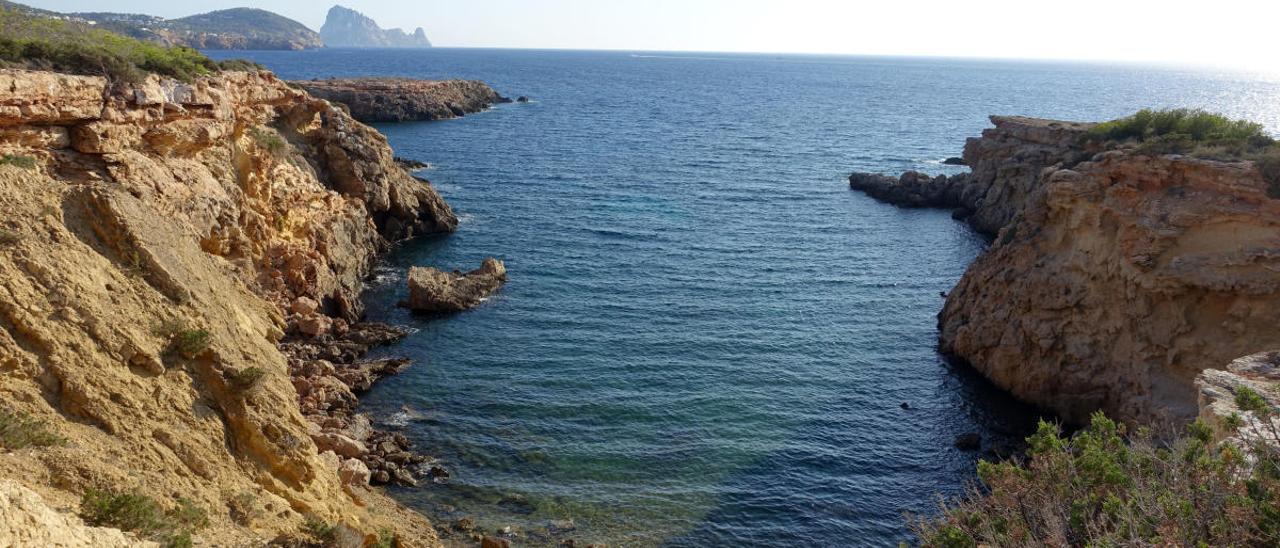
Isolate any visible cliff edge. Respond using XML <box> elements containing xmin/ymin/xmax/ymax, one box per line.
<box><xmin>852</xmin><ymin>115</ymin><xmax>1280</xmax><ymax>426</ymax></box>
<box><xmin>0</xmin><ymin>68</ymin><xmax>454</xmax><ymax>545</ymax></box>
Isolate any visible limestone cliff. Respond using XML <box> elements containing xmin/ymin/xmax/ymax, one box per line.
<box><xmin>0</xmin><ymin>68</ymin><xmax>454</xmax><ymax>544</ymax></box>
<box><xmin>852</xmin><ymin>116</ymin><xmax>1280</xmax><ymax>426</ymax></box>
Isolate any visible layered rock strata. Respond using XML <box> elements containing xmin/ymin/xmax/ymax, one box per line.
<box><xmin>293</xmin><ymin>78</ymin><xmax>511</xmax><ymax>123</ymax></box>
<box><xmin>852</xmin><ymin>116</ymin><xmax>1280</xmax><ymax>426</ymax></box>
<box><xmin>405</xmin><ymin>258</ymin><xmax>508</xmax><ymax>314</ymax></box>
<box><xmin>0</xmin><ymin>68</ymin><xmax>455</xmax><ymax>544</ymax></box>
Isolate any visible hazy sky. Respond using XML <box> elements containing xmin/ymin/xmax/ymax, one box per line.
<box><xmin>22</xmin><ymin>0</ymin><xmax>1280</xmax><ymax>69</ymax></box>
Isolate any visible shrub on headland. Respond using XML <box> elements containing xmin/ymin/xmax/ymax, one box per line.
<box><xmin>912</xmin><ymin>399</ymin><xmax>1280</xmax><ymax>547</ymax></box>
<box><xmin>1088</xmin><ymin>108</ymin><xmax>1277</xmax><ymax>160</ymax></box>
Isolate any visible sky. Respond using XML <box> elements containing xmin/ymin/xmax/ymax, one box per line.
<box><xmin>20</xmin><ymin>0</ymin><xmax>1280</xmax><ymax>70</ymax></box>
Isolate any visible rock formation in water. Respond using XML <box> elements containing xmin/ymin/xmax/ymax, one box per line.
<box><xmin>850</xmin><ymin>116</ymin><xmax>1098</xmax><ymax>234</ymax></box>
<box><xmin>0</xmin><ymin>67</ymin><xmax>456</xmax><ymax>543</ymax></box>
<box><xmin>320</xmin><ymin>5</ymin><xmax>433</xmax><ymax>48</ymax></box>
<box><xmin>293</xmin><ymin>78</ymin><xmax>510</xmax><ymax>123</ymax></box>
<box><xmin>405</xmin><ymin>258</ymin><xmax>508</xmax><ymax>313</ymax></box>
<box><xmin>851</xmin><ymin>116</ymin><xmax>1280</xmax><ymax>426</ymax></box>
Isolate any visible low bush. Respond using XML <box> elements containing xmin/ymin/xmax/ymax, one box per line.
<box><xmin>227</xmin><ymin>367</ymin><xmax>266</xmax><ymax>391</ymax></box>
<box><xmin>371</xmin><ymin>529</ymin><xmax>397</xmax><ymax>548</ymax></box>
<box><xmin>1089</xmin><ymin>109</ymin><xmax>1278</xmax><ymax>161</ymax></box>
<box><xmin>0</xmin><ymin>154</ymin><xmax>36</xmax><ymax>169</ymax></box>
<box><xmin>1091</xmin><ymin>109</ymin><xmax>1272</xmax><ymax>146</ymax></box>
<box><xmin>81</xmin><ymin>489</ymin><xmax>207</xmax><ymax>546</ymax></box>
<box><xmin>248</xmin><ymin>127</ymin><xmax>287</xmax><ymax>156</ymax></box>
<box><xmin>302</xmin><ymin>517</ymin><xmax>337</xmax><ymax>544</ymax></box>
<box><xmin>1258</xmin><ymin>148</ymin><xmax>1280</xmax><ymax>198</ymax></box>
<box><xmin>153</xmin><ymin>319</ymin><xmax>212</xmax><ymax>359</ymax></box>
<box><xmin>0</xmin><ymin>408</ymin><xmax>64</xmax><ymax>450</ymax></box>
<box><xmin>913</xmin><ymin>407</ymin><xmax>1280</xmax><ymax>547</ymax></box>
<box><xmin>215</xmin><ymin>58</ymin><xmax>264</xmax><ymax>72</ymax></box>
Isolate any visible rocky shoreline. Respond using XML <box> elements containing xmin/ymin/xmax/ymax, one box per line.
<box><xmin>292</xmin><ymin>78</ymin><xmax>513</xmax><ymax>124</ymax></box>
<box><xmin>0</xmin><ymin>68</ymin><xmax>472</xmax><ymax>545</ymax></box>
<box><xmin>851</xmin><ymin>115</ymin><xmax>1280</xmax><ymax>429</ymax></box>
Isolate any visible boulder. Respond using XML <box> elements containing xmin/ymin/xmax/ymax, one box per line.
<box><xmin>404</xmin><ymin>258</ymin><xmax>507</xmax><ymax>313</ymax></box>
<box><xmin>338</xmin><ymin>458</ymin><xmax>371</xmax><ymax>488</ymax></box>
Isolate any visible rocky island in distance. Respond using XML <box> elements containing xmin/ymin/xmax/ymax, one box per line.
<box><xmin>320</xmin><ymin>4</ymin><xmax>433</xmax><ymax>48</ymax></box>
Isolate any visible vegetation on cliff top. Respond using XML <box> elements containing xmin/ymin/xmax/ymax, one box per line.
<box><xmin>0</xmin><ymin>4</ymin><xmax>261</xmax><ymax>82</ymax></box>
<box><xmin>914</xmin><ymin>394</ymin><xmax>1280</xmax><ymax>547</ymax></box>
<box><xmin>1089</xmin><ymin>108</ymin><xmax>1279</xmax><ymax>163</ymax></box>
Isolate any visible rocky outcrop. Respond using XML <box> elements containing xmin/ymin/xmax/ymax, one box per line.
<box><xmin>1198</xmin><ymin>352</ymin><xmax>1280</xmax><ymax>444</ymax></box>
<box><xmin>854</xmin><ymin>116</ymin><xmax>1280</xmax><ymax>426</ymax></box>
<box><xmin>0</xmin><ymin>68</ymin><xmax>451</xmax><ymax>544</ymax></box>
<box><xmin>320</xmin><ymin>5</ymin><xmax>433</xmax><ymax>48</ymax></box>
<box><xmin>850</xmin><ymin>116</ymin><xmax>1098</xmax><ymax>235</ymax></box>
<box><xmin>405</xmin><ymin>258</ymin><xmax>507</xmax><ymax>313</ymax></box>
<box><xmin>293</xmin><ymin>78</ymin><xmax>510</xmax><ymax>123</ymax></box>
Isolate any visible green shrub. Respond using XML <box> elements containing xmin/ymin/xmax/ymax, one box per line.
<box><xmin>302</xmin><ymin>517</ymin><xmax>337</xmax><ymax>543</ymax></box>
<box><xmin>1257</xmin><ymin>149</ymin><xmax>1280</xmax><ymax>198</ymax></box>
<box><xmin>371</xmin><ymin>529</ymin><xmax>397</xmax><ymax>548</ymax></box>
<box><xmin>1091</xmin><ymin>109</ymin><xmax>1272</xmax><ymax>145</ymax></box>
<box><xmin>153</xmin><ymin>319</ymin><xmax>212</xmax><ymax>359</ymax></box>
<box><xmin>912</xmin><ymin>410</ymin><xmax>1280</xmax><ymax>546</ymax></box>
<box><xmin>248</xmin><ymin>127</ymin><xmax>287</xmax><ymax>156</ymax></box>
<box><xmin>227</xmin><ymin>367</ymin><xmax>266</xmax><ymax>391</ymax></box>
<box><xmin>175</xmin><ymin>329</ymin><xmax>211</xmax><ymax>358</ymax></box>
<box><xmin>81</xmin><ymin>489</ymin><xmax>207</xmax><ymax>545</ymax></box>
<box><xmin>0</xmin><ymin>408</ymin><xmax>64</xmax><ymax>450</ymax></box>
<box><xmin>215</xmin><ymin>58</ymin><xmax>264</xmax><ymax>72</ymax></box>
<box><xmin>0</xmin><ymin>154</ymin><xmax>36</xmax><ymax>169</ymax></box>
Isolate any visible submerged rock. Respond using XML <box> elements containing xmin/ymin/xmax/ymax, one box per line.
<box><xmin>404</xmin><ymin>258</ymin><xmax>508</xmax><ymax>313</ymax></box>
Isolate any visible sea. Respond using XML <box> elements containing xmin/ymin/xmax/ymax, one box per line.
<box><xmin>208</xmin><ymin>48</ymin><xmax>1280</xmax><ymax>546</ymax></box>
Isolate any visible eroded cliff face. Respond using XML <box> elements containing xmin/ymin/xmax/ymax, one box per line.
<box><xmin>938</xmin><ymin>150</ymin><xmax>1280</xmax><ymax>424</ymax></box>
<box><xmin>0</xmin><ymin>69</ymin><xmax>452</xmax><ymax>544</ymax></box>
<box><xmin>852</xmin><ymin>116</ymin><xmax>1280</xmax><ymax>427</ymax></box>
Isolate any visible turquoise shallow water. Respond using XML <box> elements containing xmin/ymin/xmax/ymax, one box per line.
<box><xmin>213</xmin><ymin>49</ymin><xmax>1280</xmax><ymax>546</ymax></box>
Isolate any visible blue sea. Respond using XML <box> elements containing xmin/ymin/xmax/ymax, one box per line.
<box><xmin>211</xmin><ymin>49</ymin><xmax>1280</xmax><ymax>546</ymax></box>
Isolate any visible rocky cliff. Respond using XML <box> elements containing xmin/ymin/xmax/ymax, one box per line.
<box><xmin>293</xmin><ymin>79</ymin><xmax>509</xmax><ymax>123</ymax></box>
<box><xmin>848</xmin><ymin>116</ymin><xmax>1098</xmax><ymax>235</ymax></box>
<box><xmin>320</xmin><ymin>5</ymin><xmax>433</xmax><ymax>48</ymax></box>
<box><xmin>852</xmin><ymin>116</ymin><xmax>1280</xmax><ymax>426</ymax></box>
<box><xmin>0</xmin><ymin>68</ymin><xmax>454</xmax><ymax>544</ymax></box>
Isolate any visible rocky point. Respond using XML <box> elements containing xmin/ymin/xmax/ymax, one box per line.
<box><xmin>852</xmin><ymin>115</ymin><xmax>1280</xmax><ymax>426</ymax></box>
